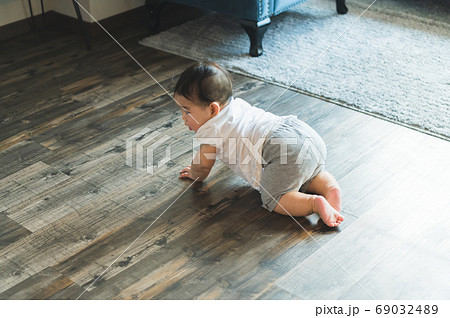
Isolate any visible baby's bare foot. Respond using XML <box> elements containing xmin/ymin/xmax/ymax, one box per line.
<box><xmin>313</xmin><ymin>195</ymin><xmax>344</xmax><ymax>227</ymax></box>
<box><xmin>325</xmin><ymin>186</ymin><xmax>342</xmax><ymax>212</ymax></box>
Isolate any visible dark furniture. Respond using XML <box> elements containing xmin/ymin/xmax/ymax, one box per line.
<box><xmin>146</xmin><ymin>0</ymin><xmax>348</xmax><ymax>57</ymax></box>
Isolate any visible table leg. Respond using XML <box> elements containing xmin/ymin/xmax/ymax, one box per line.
<box><xmin>40</xmin><ymin>0</ymin><xmax>46</xmax><ymax>27</ymax></box>
<box><xmin>72</xmin><ymin>0</ymin><xmax>91</xmax><ymax>49</ymax></box>
<box><xmin>28</xmin><ymin>0</ymin><xmax>36</xmax><ymax>31</ymax></box>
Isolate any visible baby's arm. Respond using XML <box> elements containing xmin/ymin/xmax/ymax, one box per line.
<box><xmin>179</xmin><ymin>144</ymin><xmax>217</xmax><ymax>181</ymax></box>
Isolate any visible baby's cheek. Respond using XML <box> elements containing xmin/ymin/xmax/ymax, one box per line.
<box><xmin>189</xmin><ymin>119</ymin><xmax>197</xmax><ymax>127</ymax></box>
<box><xmin>191</xmin><ymin>124</ymin><xmax>198</xmax><ymax>131</ymax></box>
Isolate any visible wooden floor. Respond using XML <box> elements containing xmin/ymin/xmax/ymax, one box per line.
<box><xmin>0</xmin><ymin>22</ymin><xmax>449</xmax><ymax>300</ymax></box>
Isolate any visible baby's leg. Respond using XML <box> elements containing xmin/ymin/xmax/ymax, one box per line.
<box><xmin>305</xmin><ymin>171</ymin><xmax>342</xmax><ymax>212</ymax></box>
<box><xmin>273</xmin><ymin>191</ymin><xmax>344</xmax><ymax>227</ymax></box>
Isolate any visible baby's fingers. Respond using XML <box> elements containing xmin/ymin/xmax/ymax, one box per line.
<box><xmin>179</xmin><ymin>167</ymin><xmax>191</xmax><ymax>177</ymax></box>
<box><xmin>179</xmin><ymin>165</ymin><xmax>192</xmax><ymax>178</ymax></box>
<box><xmin>179</xmin><ymin>171</ymin><xmax>189</xmax><ymax>178</ymax></box>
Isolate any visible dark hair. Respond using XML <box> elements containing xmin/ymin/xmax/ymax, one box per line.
<box><xmin>174</xmin><ymin>61</ymin><xmax>233</xmax><ymax>107</ymax></box>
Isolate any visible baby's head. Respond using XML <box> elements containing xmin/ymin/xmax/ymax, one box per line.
<box><xmin>174</xmin><ymin>61</ymin><xmax>232</xmax><ymax>132</ymax></box>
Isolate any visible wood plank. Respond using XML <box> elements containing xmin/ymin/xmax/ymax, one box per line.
<box><xmin>0</xmin><ymin>255</ymin><xmax>37</xmax><ymax>293</ymax></box>
<box><xmin>255</xmin><ymin>284</ymin><xmax>302</xmax><ymax>300</ymax></box>
<box><xmin>0</xmin><ymin>161</ymin><xmax>71</xmax><ymax>231</ymax></box>
<box><xmin>0</xmin><ymin>141</ymin><xmax>51</xmax><ymax>179</ymax></box>
<box><xmin>0</xmin><ymin>266</ymin><xmax>84</xmax><ymax>300</ymax></box>
<box><xmin>0</xmin><ymin>161</ymin><xmax>69</xmax><ymax>214</ymax></box>
<box><xmin>0</xmin><ymin>198</ymin><xmax>127</xmax><ymax>294</ymax></box>
<box><xmin>0</xmin><ymin>180</ymin><xmax>31</xmax><ymax>214</ymax></box>
<box><xmin>339</xmin><ymin>244</ymin><xmax>450</xmax><ymax>299</ymax></box>
<box><xmin>0</xmin><ymin>213</ymin><xmax>32</xmax><ymax>248</ymax></box>
<box><xmin>274</xmin><ymin>218</ymin><xmax>404</xmax><ymax>299</ymax></box>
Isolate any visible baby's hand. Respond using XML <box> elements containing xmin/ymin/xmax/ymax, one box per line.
<box><xmin>179</xmin><ymin>165</ymin><xmax>193</xmax><ymax>180</ymax></box>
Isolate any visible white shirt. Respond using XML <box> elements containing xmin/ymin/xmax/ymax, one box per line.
<box><xmin>195</xmin><ymin>97</ymin><xmax>287</xmax><ymax>190</ymax></box>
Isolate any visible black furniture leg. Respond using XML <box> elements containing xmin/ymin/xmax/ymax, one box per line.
<box><xmin>28</xmin><ymin>0</ymin><xmax>36</xmax><ymax>31</ymax></box>
<box><xmin>336</xmin><ymin>0</ymin><xmax>348</xmax><ymax>14</ymax></box>
<box><xmin>72</xmin><ymin>0</ymin><xmax>91</xmax><ymax>49</ymax></box>
<box><xmin>146</xmin><ymin>0</ymin><xmax>164</xmax><ymax>35</ymax></box>
<box><xmin>40</xmin><ymin>0</ymin><xmax>46</xmax><ymax>27</ymax></box>
<box><xmin>241</xmin><ymin>18</ymin><xmax>271</xmax><ymax>57</ymax></box>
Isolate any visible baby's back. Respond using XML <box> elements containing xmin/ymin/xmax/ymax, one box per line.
<box><xmin>224</xmin><ymin>98</ymin><xmax>283</xmax><ymax>143</ymax></box>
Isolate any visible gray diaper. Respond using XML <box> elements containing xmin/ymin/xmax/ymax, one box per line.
<box><xmin>259</xmin><ymin>115</ymin><xmax>327</xmax><ymax>212</ymax></box>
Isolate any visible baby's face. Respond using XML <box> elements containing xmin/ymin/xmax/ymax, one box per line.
<box><xmin>174</xmin><ymin>94</ymin><xmax>215</xmax><ymax>133</ymax></box>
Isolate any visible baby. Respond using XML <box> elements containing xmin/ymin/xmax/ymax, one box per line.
<box><xmin>176</xmin><ymin>62</ymin><xmax>343</xmax><ymax>227</ymax></box>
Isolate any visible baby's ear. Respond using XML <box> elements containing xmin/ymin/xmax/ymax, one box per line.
<box><xmin>210</xmin><ymin>102</ymin><xmax>221</xmax><ymax>116</ymax></box>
